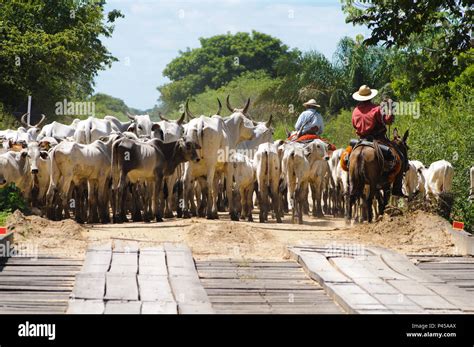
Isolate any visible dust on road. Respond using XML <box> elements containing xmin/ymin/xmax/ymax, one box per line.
<box><xmin>7</xmin><ymin>209</ymin><xmax>457</xmax><ymax>259</ymax></box>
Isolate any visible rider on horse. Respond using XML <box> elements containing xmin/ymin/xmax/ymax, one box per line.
<box><xmin>351</xmin><ymin>85</ymin><xmax>405</xmax><ymax>197</ymax></box>
<box><xmin>288</xmin><ymin>99</ymin><xmax>336</xmax><ymax>151</ymax></box>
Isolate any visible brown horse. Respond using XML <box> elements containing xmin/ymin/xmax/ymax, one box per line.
<box><xmin>345</xmin><ymin>129</ymin><xmax>409</xmax><ymax>224</ymax></box>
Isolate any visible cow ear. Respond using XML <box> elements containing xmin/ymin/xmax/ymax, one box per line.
<box><xmin>393</xmin><ymin>128</ymin><xmax>399</xmax><ymax>138</ymax></box>
<box><xmin>21</xmin><ymin>150</ymin><xmax>28</xmax><ymax>158</ymax></box>
<box><xmin>152</xmin><ymin>123</ymin><xmax>161</xmax><ymax>132</ymax></box>
<box><xmin>127</xmin><ymin>124</ymin><xmax>136</xmax><ymax>133</ymax></box>
<box><xmin>40</xmin><ymin>151</ymin><xmax>49</xmax><ymax>159</ymax></box>
<box><xmin>402</xmin><ymin>130</ymin><xmax>409</xmax><ymax>142</ymax></box>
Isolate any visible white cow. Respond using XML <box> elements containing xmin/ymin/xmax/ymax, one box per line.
<box><xmin>104</xmin><ymin>115</ymin><xmax>133</xmax><ymax>133</ymax></box>
<box><xmin>47</xmin><ymin>137</ymin><xmax>116</xmax><ymax>223</ymax></box>
<box><xmin>232</xmin><ymin>153</ymin><xmax>255</xmax><ymax>222</ymax></box>
<box><xmin>403</xmin><ymin>161</ymin><xmax>418</xmax><ymax>200</ymax></box>
<box><xmin>421</xmin><ymin>160</ymin><xmax>454</xmax><ymax>199</ymax></box>
<box><xmin>74</xmin><ymin>117</ymin><xmax>113</xmax><ymax>144</ymax></box>
<box><xmin>254</xmin><ymin>142</ymin><xmax>282</xmax><ymax>223</ymax></box>
<box><xmin>37</xmin><ymin>120</ymin><xmax>77</xmax><ymax>142</ymax></box>
<box><xmin>328</xmin><ymin>148</ymin><xmax>344</xmax><ymax>216</ymax></box>
<box><xmin>183</xmin><ymin>98</ymin><xmax>256</xmax><ymax>220</ymax></box>
<box><xmin>22</xmin><ymin>142</ymin><xmax>51</xmax><ymax>208</ymax></box>
<box><xmin>0</xmin><ymin>151</ymin><xmax>32</xmax><ymax>199</ymax></box>
<box><xmin>281</xmin><ymin>140</ymin><xmax>328</xmax><ymax>224</ymax></box>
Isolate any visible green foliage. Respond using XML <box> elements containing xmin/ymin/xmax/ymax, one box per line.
<box><xmin>0</xmin><ymin>102</ymin><xmax>19</xmax><ymax>129</ymax></box>
<box><xmin>321</xmin><ymin>110</ymin><xmax>357</xmax><ymax>148</ymax></box>
<box><xmin>0</xmin><ymin>0</ymin><xmax>123</xmax><ymax>116</ymax></box>
<box><xmin>0</xmin><ymin>211</ymin><xmax>10</xmax><ymax>226</ymax></box>
<box><xmin>91</xmin><ymin>93</ymin><xmax>132</xmax><ymax>121</ymax></box>
<box><xmin>165</xmin><ymin>71</ymin><xmax>282</xmax><ymax>122</ymax></box>
<box><xmin>158</xmin><ymin>31</ymin><xmax>291</xmax><ymax>110</ymax></box>
<box><xmin>342</xmin><ymin>0</ymin><xmax>472</xmax><ymax>93</ymax></box>
<box><xmin>0</xmin><ymin>185</ymin><xmax>27</xmax><ymax>213</ymax></box>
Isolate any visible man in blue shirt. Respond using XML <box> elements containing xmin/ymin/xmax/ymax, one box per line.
<box><xmin>295</xmin><ymin>99</ymin><xmax>324</xmax><ymax>136</ymax></box>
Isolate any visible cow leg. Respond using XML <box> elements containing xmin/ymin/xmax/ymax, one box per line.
<box><xmin>225</xmin><ymin>165</ymin><xmax>238</xmax><ymax>221</ymax></box>
<box><xmin>98</xmin><ymin>178</ymin><xmax>110</xmax><ymax>224</ymax></box>
<box><xmin>87</xmin><ymin>180</ymin><xmax>100</xmax><ymax>224</ymax></box>
<box><xmin>270</xmin><ymin>180</ymin><xmax>282</xmax><ymax>223</ymax></box>
<box><xmin>316</xmin><ymin>181</ymin><xmax>324</xmax><ymax>218</ymax></box>
<box><xmin>197</xmin><ymin>177</ymin><xmax>207</xmax><ymax>217</ymax></box>
<box><xmin>117</xmin><ymin>175</ymin><xmax>129</xmax><ymax>223</ymax></box>
<box><xmin>154</xmin><ymin>174</ymin><xmax>164</xmax><ymax>222</ymax></box>
<box><xmin>164</xmin><ymin>176</ymin><xmax>174</xmax><ymax>218</ymax></box>
<box><xmin>206</xmin><ymin>170</ymin><xmax>218</xmax><ymax>220</ymax></box>
<box><xmin>245</xmin><ymin>187</ymin><xmax>254</xmax><ymax>222</ymax></box>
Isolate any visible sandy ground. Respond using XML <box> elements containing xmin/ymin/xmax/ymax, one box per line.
<box><xmin>6</xmin><ymin>209</ymin><xmax>457</xmax><ymax>260</ymax></box>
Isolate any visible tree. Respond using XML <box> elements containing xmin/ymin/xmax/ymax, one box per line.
<box><xmin>0</xmin><ymin>0</ymin><xmax>123</xmax><ymax>118</ymax></box>
<box><xmin>158</xmin><ymin>31</ymin><xmax>291</xmax><ymax>111</ymax></box>
<box><xmin>342</xmin><ymin>0</ymin><xmax>472</xmax><ymax>92</ymax></box>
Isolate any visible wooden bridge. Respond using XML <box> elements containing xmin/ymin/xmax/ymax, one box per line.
<box><xmin>0</xmin><ymin>239</ymin><xmax>474</xmax><ymax>314</ymax></box>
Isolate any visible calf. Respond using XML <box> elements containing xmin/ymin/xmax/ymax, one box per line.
<box><xmin>254</xmin><ymin>142</ymin><xmax>282</xmax><ymax>223</ymax></box>
<box><xmin>231</xmin><ymin>153</ymin><xmax>255</xmax><ymax>222</ymax></box>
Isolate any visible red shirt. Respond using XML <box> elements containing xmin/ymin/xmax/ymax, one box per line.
<box><xmin>352</xmin><ymin>102</ymin><xmax>394</xmax><ymax>137</ymax></box>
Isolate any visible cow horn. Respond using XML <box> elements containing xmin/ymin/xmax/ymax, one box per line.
<box><xmin>127</xmin><ymin>112</ymin><xmax>135</xmax><ymax>121</ymax></box>
<box><xmin>177</xmin><ymin>112</ymin><xmax>185</xmax><ymax>125</ymax></box>
<box><xmin>185</xmin><ymin>100</ymin><xmax>195</xmax><ymax>120</ymax></box>
<box><xmin>20</xmin><ymin>113</ymin><xmax>29</xmax><ymax>127</ymax></box>
<box><xmin>226</xmin><ymin>95</ymin><xmax>234</xmax><ymax>112</ymax></box>
<box><xmin>216</xmin><ymin>98</ymin><xmax>222</xmax><ymax>115</ymax></box>
<box><xmin>266</xmin><ymin>114</ymin><xmax>273</xmax><ymax>128</ymax></box>
<box><xmin>242</xmin><ymin>98</ymin><xmax>250</xmax><ymax>114</ymax></box>
<box><xmin>159</xmin><ymin>113</ymin><xmax>170</xmax><ymax>122</ymax></box>
<box><xmin>34</xmin><ymin>114</ymin><xmax>46</xmax><ymax>128</ymax></box>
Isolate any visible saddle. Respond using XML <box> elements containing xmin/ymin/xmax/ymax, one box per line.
<box><xmin>287</xmin><ymin>133</ymin><xmax>337</xmax><ymax>151</ymax></box>
<box><xmin>341</xmin><ymin>138</ymin><xmax>403</xmax><ymax>183</ymax></box>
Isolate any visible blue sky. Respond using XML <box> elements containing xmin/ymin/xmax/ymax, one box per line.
<box><xmin>94</xmin><ymin>0</ymin><xmax>370</xmax><ymax>110</ymax></box>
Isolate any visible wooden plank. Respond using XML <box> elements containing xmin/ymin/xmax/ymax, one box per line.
<box><xmin>88</xmin><ymin>242</ymin><xmax>112</xmax><ymax>252</ymax></box>
<box><xmin>138</xmin><ymin>251</ymin><xmax>167</xmax><ymax>276</ymax></box>
<box><xmin>113</xmin><ymin>240</ymin><xmax>139</xmax><ymax>253</ymax></box>
<box><xmin>81</xmin><ymin>250</ymin><xmax>111</xmax><ymax>273</ymax></box>
<box><xmin>72</xmin><ymin>273</ymin><xmax>105</xmax><ymax>300</ymax></box>
<box><xmin>137</xmin><ymin>275</ymin><xmax>175</xmax><ymax>302</ymax></box>
<box><xmin>104</xmin><ymin>301</ymin><xmax>141</xmax><ymax>314</ymax></box>
<box><xmin>109</xmin><ymin>252</ymin><xmax>138</xmax><ymax>274</ymax></box>
<box><xmin>166</xmin><ymin>250</ymin><xmax>195</xmax><ymax>269</ymax></box>
<box><xmin>141</xmin><ymin>301</ymin><xmax>177</xmax><ymax>314</ymax></box>
<box><xmin>105</xmin><ymin>273</ymin><xmax>138</xmax><ymax>301</ymax></box>
<box><xmin>169</xmin><ymin>276</ymin><xmax>211</xmax><ymax>304</ymax></box>
<box><xmin>66</xmin><ymin>299</ymin><xmax>105</xmax><ymax>314</ymax></box>
<box><xmin>178</xmin><ymin>302</ymin><xmax>214</xmax><ymax>314</ymax></box>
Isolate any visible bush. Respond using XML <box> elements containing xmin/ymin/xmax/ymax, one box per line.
<box><xmin>0</xmin><ymin>211</ymin><xmax>9</xmax><ymax>226</ymax></box>
<box><xmin>0</xmin><ymin>184</ymin><xmax>27</xmax><ymax>213</ymax></box>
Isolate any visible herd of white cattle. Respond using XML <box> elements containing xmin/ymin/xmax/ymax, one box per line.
<box><xmin>0</xmin><ymin>97</ymin><xmax>471</xmax><ymax>225</ymax></box>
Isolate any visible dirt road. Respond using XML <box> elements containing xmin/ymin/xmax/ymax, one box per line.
<box><xmin>8</xmin><ymin>209</ymin><xmax>457</xmax><ymax>259</ymax></box>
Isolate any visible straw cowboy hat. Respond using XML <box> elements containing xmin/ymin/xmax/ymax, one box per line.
<box><xmin>352</xmin><ymin>85</ymin><xmax>378</xmax><ymax>101</ymax></box>
<box><xmin>303</xmin><ymin>99</ymin><xmax>320</xmax><ymax>108</ymax></box>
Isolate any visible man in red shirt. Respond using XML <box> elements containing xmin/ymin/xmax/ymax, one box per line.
<box><xmin>351</xmin><ymin>85</ymin><xmax>405</xmax><ymax>197</ymax></box>
<box><xmin>352</xmin><ymin>85</ymin><xmax>393</xmax><ymax>141</ymax></box>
